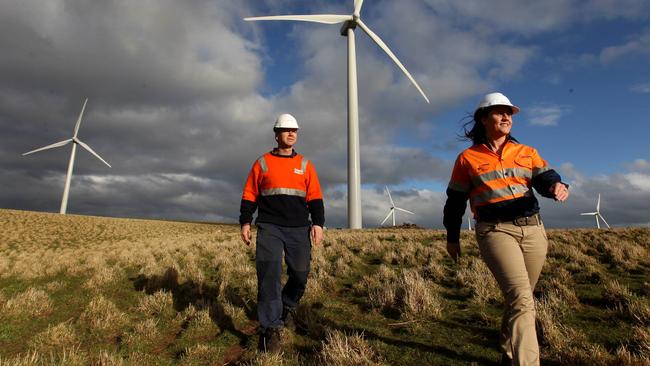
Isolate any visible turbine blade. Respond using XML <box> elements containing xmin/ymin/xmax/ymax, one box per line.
<box><xmin>385</xmin><ymin>186</ymin><xmax>394</xmax><ymax>206</ymax></box>
<box><xmin>356</xmin><ymin>19</ymin><xmax>430</xmax><ymax>103</ymax></box>
<box><xmin>596</xmin><ymin>193</ymin><xmax>601</xmax><ymax>212</ymax></box>
<box><xmin>244</xmin><ymin>14</ymin><xmax>352</xmax><ymax>25</ymax></box>
<box><xmin>354</xmin><ymin>0</ymin><xmax>365</xmax><ymax>17</ymax></box>
<box><xmin>598</xmin><ymin>214</ymin><xmax>611</xmax><ymax>228</ymax></box>
<box><xmin>380</xmin><ymin>210</ymin><xmax>393</xmax><ymax>225</ymax></box>
<box><xmin>580</xmin><ymin>212</ymin><xmax>597</xmax><ymax>215</ymax></box>
<box><xmin>75</xmin><ymin>138</ymin><xmax>111</xmax><ymax>168</ymax></box>
<box><xmin>23</xmin><ymin>139</ymin><xmax>72</xmax><ymax>156</ymax></box>
<box><xmin>395</xmin><ymin>207</ymin><xmax>415</xmax><ymax>215</ymax></box>
<box><xmin>73</xmin><ymin>98</ymin><xmax>88</xmax><ymax>137</ymax></box>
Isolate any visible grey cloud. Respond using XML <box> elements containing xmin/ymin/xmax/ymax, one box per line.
<box><xmin>625</xmin><ymin>159</ymin><xmax>650</xmax><ymax>173</ymax></box>
<box><xmin>525</xmin><ymin>104</ymin><xmax>570</xmax><ymax>126</ymax></box>
<box><xmin>539</xmin><ymin>162</ymin><xmax>650</xmax><ymax>228</ymax></box>
<box><xmin>0</xmin><ymin>1</ymin><xmax>262</xmax><ymax>107</ymax></box>
<box><xmin>599</xmin><ymin>30</ymin><xmax>650</xmax><ymax>64</ymax></box>
<box><xmin>2</xmin><ymin>0</ymin><xmax>648</xmax><ymax>229</ymax></box>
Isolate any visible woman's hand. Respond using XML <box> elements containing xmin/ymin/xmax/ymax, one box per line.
<box><xmin>550</xmin><ymin>182</ymin><xmax>569</xmax><ymax>202</ymax></box>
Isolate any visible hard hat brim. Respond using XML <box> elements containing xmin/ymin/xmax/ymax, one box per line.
<box><xmin>474</xmin><ymin>103</ymin><xmax>520</xmax><ymax>116</ymax></box>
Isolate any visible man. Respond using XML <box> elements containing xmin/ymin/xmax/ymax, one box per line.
<box><xmin>239</xmin><ymin>113</ymin><xmax>325</xmax><ymax>353</ymax></box>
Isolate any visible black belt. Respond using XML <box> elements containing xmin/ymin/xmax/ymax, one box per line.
<box><xmin>479</xmin><ymin>213</ymin><xmax>541</xmax><ymax>226</ymax></box>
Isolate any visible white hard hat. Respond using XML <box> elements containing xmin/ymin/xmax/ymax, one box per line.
<box><xmin>273</xmin><ymin>113</ymin><xmax>300</xmax><ymax>130</ymax></box>
<box><xmin>474</xmin><ymin>92</ymin><xmax>520</xmax><ymax>116</ymax></box>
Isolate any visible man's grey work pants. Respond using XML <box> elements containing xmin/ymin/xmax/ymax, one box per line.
<box><xmin>256</xmin><ymin>222</ymin><xmax>311</xmax><ymax>330</ymax></box>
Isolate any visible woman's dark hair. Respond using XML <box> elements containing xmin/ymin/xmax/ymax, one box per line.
<box><xmin>460</xmin><ymin>106</ymin><xmax>517</xmax><ymax>146</ymax></box>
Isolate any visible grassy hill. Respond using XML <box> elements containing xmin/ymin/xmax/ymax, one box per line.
<box><xmin>0</xmin><ymin>208</ymin><xmax>648</xmax><ymax>365</ymax></box>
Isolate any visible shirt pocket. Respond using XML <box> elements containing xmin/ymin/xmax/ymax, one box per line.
<box><xmin>515</xmin><ymin>154</ymin><xmax>533</xmax><ymax>169</ymax></box>
<box><xmin>472</xmin><ymin>162</ymin><xmax>494</xmax><ymax>175</ymax></box>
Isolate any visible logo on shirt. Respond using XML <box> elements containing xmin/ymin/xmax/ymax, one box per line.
<box><xmin>294</xmin><ymin>168</ymin><xmax>304</xmax><ymax>175</ymax></box>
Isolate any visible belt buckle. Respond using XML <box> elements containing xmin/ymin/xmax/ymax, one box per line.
<box><xmin>513</xmin><ymin>215</ymin><xmax>534</xmax><ymax>226</ymax></box>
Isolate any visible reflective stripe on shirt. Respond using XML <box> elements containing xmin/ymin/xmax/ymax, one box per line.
<box><xmin>261</xmin><ymin>188</ymin><xmax>307</xmax><ymax>197</ymax></box>
<box><xmin>258</xmin><ymin>156</ymin><xmax>268</xmax><ymax>173</ymax></box>
<box><xmin>470</xmin><ymin>184</ymin><xmax>531</xmax><ymax>206</ymax></box>
<box><xmin>472</xmin><ymin>167</ymin><xmax>532</xmax><ymax>186</ymax></box>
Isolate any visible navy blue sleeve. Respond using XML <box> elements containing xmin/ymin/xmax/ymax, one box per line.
<box><xmin>532</xmin><ymin>169</ymin><xmax>567</xmax><ymax>199</ymax></box>
<box><xmin>443</xmin><ymin>188</ymin><xmax>469</xmax><ymax>243</ymax></box>
<box><xmin>307</xmin><ymin>198</ymin><xmax>325</xmax><ymax>227</ymax></box>
<box><xmin>239</xmin><ymin>199</ymin><xmax>257</xmax><ymax>226</ymax></box>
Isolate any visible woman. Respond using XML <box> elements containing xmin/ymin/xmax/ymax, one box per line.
<box><xmin>443</xmin><ymin>92</ymin><xmax>569</xmax><ymax>366</ymax></box>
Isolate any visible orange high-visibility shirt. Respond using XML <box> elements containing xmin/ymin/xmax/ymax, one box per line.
<box><xmin>448</xmin><ymin>140</ymin><xmax>551</xmax><ymax>217</ymax></box>
<box><xmin>240</xmin><ymin>151</ymin><xmax>324</xmax><ymax>227</ymax></box>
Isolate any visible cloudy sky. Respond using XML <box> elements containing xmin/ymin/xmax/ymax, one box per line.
<box><xmin>1</xmin><ymin>0</ymin><xmax>649</xmax><ymax>228</ymax></box>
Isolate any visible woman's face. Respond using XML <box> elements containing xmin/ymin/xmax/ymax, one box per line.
<box><xmin>481</xmin><ymin>105</ymin><xmax>513</xmax><ymax>139</ymax></box>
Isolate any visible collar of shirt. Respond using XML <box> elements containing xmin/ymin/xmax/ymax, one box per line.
<box><xmin>271</xmin><ymin>148</ymin><xmax>297</xmax><ymax>158</ymax></box>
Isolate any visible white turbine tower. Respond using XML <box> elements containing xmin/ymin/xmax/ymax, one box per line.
<box><xmin>467</xmin><ymin>214</ymin><xmax>473</xmax><ymax>231</ymax></box>
<box><xmin>23</xmin><ymin>98</ymin><xmax>111</xmax><ymax>214</ymax></box>
<box><xmin>580</xmin><ymin>193</ymin><xmax>610</xmax><ymax>229</ymax></box>
<box><xmin>380</xmin><ymin>186</ymin><xmax>415</xmax><ymax>226</ymax></box>
<box><xmin>245</xmin><ymin>0</ymin><xmax>429</xmax><ymax>229</ymax></box>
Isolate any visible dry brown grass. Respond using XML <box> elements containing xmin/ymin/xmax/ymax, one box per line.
<box><xmin>28</xmin><ymin>321</ymin><xmax>80</xmax><ymax>354</ymax></box>
<box><xmin>603</xmin><ymin>279</ymin><xmax>635</xmax><ymax>315</ymax></box>
<box><xmin>354</xmin><ymin>266</ymin><xmax>442</xmax><ymax>320</ymax></box>
<box><xmin>135</xmin><ymin>290</ymin><xmax>175</xmax><ymax>318</ymax></box>
<box><xmin>1</xmin><ymin>210</ymin><xmax>648</xmax><ymax>365</ymax></box>
<box><xmin>615</xmin><ymin>345</ymin><xmax>650</xmax><ymax>366</ymax></box>
<box><xmin>0</xmin><ymin>346</ymin><xmax>88</xmax><ymax>366</ymax></box>
<box><xmin>2</xmin><ymin>287</ymin><xmax>52</xmax><ymax>317</ymax></box>
<box><xmin>317</xmin><ymin>330</ymin><xmax>386</xmax><ymax>366</ymax></box>
<box><xmin>455</xmin><ymin>257</ymin><xmax>501</xmax><ymax>305</ymax></box>
<box><xmin>178</xmin><ymin>344</ymin><xmax>222</xmax><ymax>366</ymax></box>
<box><xmin>79</xmin><ymin>295</ymin><xmax>129</xmax><ymax>341</ymax></box>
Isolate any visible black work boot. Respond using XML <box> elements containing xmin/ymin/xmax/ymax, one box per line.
<box><xmin>258</xmin><ymin>327</ymin><xmax>282</xmax><ymax>353</ymax></box>
<box><xmin>499</xmin><ymin>352</ymin><xmax>513</xmax><ymax>366</ymax></box>
<box><xmin>281</xmin><ymin>306</ymin><xmax>297</xmax><ymax>331</ymax></box>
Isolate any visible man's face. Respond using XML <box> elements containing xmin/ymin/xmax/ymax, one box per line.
<box><xmin>276</xmin><ymin>128</ymin><xmax>298</xmax><ymax>148</ymax></box>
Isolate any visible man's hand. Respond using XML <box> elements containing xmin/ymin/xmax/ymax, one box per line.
<box><xmin>446</xmin><ymin>241</ymin><xmax>461</xmax><ymax>263</ymax></box>
<box><xmin>310</xmin><ymin>225</ymin><xmax>323</xmax><ymax>245</ymax></box>
<box><xmin>241</xmin><ymin>223</ymin><xmax>252</xmax><ymax>245</ymax></box>
<box><xmin>550</xmin><ymin>182</ymin><xmax>569</xmax><ymax>202</ymax></box>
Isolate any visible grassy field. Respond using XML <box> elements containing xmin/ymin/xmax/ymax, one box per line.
<box><xmin>0</xmin><ymin>208</ymin><xmax>648</xmax><ymax>365</ymax></box>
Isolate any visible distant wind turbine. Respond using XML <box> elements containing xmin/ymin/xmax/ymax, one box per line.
<box><xmin>380</xmin><ymin>186</ymin><xmax>415</xmax><ymax>226</ymax></box>
<box><xmin>23</xmin><ymin>98</ymin><xmax>111</xmax><ymax>214</ymax></box>
<box><xmin>245</xmin><ymin>0</ymin><xmax>430</xmax><ymax>229</ymax></box>
<box><xmin>580</xmin><ymin>193</ymin><xmax>610</xmax><ymax>229</ymax></box>
<box><xmin>467</xmin><ymin>214</ymin><xmax>473</xmax><ymax>231</ymax></box>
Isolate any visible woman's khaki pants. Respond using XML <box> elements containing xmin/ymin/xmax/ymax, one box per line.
<box><xmin>475</xmin><ymin>220</ymin><xmax>548</xmax><ymax>366</ymax></box>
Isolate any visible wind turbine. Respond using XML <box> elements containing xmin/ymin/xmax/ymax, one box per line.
<box><xmin>467</xmin><ymin>214</ymin><xmax>473</xmax><ymax>231</ymax></box>
<box><xmin>580</xmin><ymin>193</ymin><xmax>610</xmax><ymax>229</ymax></box>
<box><xmin>23</xmin><ymin>98</ymin><xmax>111</xmax><ymax>214</ymax></box>
<box><xmin>380</xmin><ymin>186</ymin><xmax>415</xmax><ymax>226</ymax></box>
<box><xmin>245</xmin><ymin>0</ymin><xmax>430</xmax><ymax>229</ymax></box>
